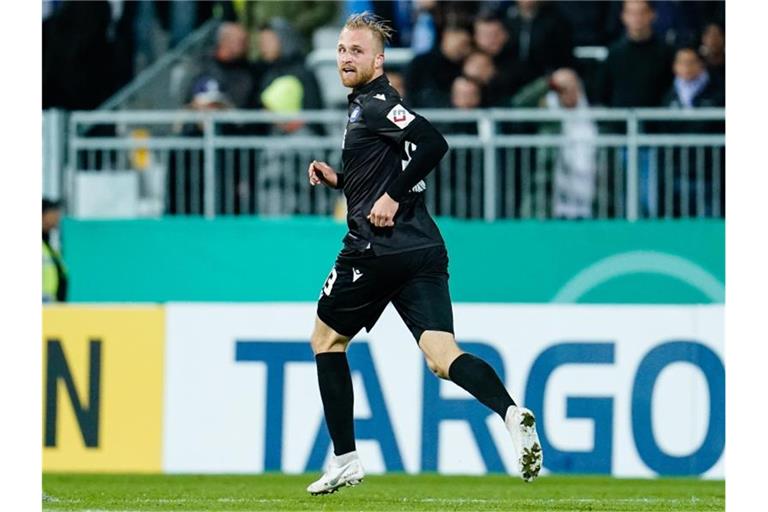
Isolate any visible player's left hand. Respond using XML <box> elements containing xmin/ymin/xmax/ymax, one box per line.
<box><xmin>368</xmin><ymin>193</ymin><xmax>399</xmax><ymax>228</ymax></box>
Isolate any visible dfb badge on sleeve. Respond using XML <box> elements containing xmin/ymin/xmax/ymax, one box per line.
<box><xmin>386</xmin><ymin>104</ymin><xmax>415</xmax><ymax>129</ymax></box>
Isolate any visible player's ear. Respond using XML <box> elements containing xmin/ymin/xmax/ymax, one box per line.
<box><xmin>375</xmin><ymin>52</ymin><xmax>385</xmax><ymax>70</ymax></box>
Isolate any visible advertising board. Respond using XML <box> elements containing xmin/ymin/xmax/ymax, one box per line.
<box><xmin>42</xmin><ymin>306</ymin><xmax>165</xmax><ymax>472</ymax></box>
<box><xmin>162</xmin><ymin>303</ymin><xmax>724</xmax><ymax>478</ymax></box>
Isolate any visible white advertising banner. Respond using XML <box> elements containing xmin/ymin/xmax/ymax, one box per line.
<box><xmin>163</xmin><ymin>303</ymin><xmax>724</xmax><ymax>478</ymax></box>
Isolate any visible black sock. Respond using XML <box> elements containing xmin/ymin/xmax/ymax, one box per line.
<box><xmin>448</xmin><ymin>353</ymin><xmax>516</xmax><ymax>418</ymax></box>
<box><xmin>315</xmin><ymin>352</ymin><xmax>356</xmax><ymax>456</ymax></box>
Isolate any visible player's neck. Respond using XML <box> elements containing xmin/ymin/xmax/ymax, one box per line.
<box><xmin>357</xmin><ymin>71</ymin><xmax>385</xmax><ymax>91</ymax></box>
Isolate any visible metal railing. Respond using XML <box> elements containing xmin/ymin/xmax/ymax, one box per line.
<box><xmin>56</xmin><ymin>108</ymin><xmax>724</xmax><ymax>220</ymax></box>
<box><xmin>42</xmin><ymin>109</ymin><xmax>67</xmax><ymax>200</ymax></box>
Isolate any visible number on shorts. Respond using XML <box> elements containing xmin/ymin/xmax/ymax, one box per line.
<box><xmin>322</xmin><ymin>267</ymin><xmax>338</xmax><ymax>297</ymax></box>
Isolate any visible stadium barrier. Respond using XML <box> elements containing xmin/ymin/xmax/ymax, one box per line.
<box><xmin>43</xmin><ymin>218</ymin><xmax>724</xmax><ymax>477</ymax></box>
<box><xmin>42</xmin><ymin>303</ymin><xmax>724</xmax><ymax>478</ymax></box>
<box><xmin>59</xmin><ymin>217</ymin><xmax>724</xmax><ymax>303</ymax></box>
<box><xmin>45</xmin><ymin>108</ymin><xmax>724</xmax><ymax>220</ymax></box>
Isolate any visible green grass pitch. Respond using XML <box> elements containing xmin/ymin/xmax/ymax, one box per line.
<box><xmin>42</xmin><ymin>473</ymin><xmax>724</xmax><ymax>511</ymax></box>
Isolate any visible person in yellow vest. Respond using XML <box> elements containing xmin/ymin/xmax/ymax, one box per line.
<box><xmin>42</xmin><ymin>199</ymin><xmax>67</xmax><ymax>302</ymax></box>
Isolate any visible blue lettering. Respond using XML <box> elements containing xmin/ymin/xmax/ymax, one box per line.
<box><xmin>235</xmin><ymin>338</ymin><xmax>724</xmax><ymax>477</ymax></box>
<box><xmin>525</xmin><ymin>342</ymin><xmax>615</xmax><ymax>474</ymax></box>
<box><xmin>235</xmin><ymin>341</ymin><xmax>404</xmax><ymax>472</ymax></box>
<box><xmin>631</xmin><ymin>340</ymin><xmax>725</xmax><ymax>475</ymax></box>
<box><xmin>235</xmin><ymin>341</ymin><xmax>313</xmax><ymax>471</ymax></box>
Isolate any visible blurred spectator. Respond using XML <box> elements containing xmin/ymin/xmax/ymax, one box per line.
<box><xmin>42</xmin><ymin>199</ymin><xmax>67</xmax><ymax>303</ymax></box>
<box><xmin>187</xmin><ymin>22</ymin><xmax>259</xmax><ymax>109</ymax></box>
<box><xmin>473</xmin><ymin>12</ymin><xmax>528</xmax><ymax>98</ymax></box>
<box><xmin>410</xmin><ymin>0</ymin><xmax>438</xmax><ymax>54</ymax></box>
<box><xmin>180</xmin><ymin>76</ymin><xmax>234</xmax><ymax>133</ymax></box>
<box><xmin>555</xmin><ymin>1</ymin><xmax>615</xmax><ymax>46</ymax></box>
<box><xmin>443</xmin><ymin>75</ymin><xmax>482</xmax><ymax>215</ymax></box>
<box><xmin>108</xmin><ymin>1</ymin><xmax>139</xmax><ymax>96</ymax></box>
<box><xmin>44</xmin><ymin>0</ymin><xmax>236</xmax><ymax>110</ymax></box>
<box><xmin>505</xmin><ymin>1</ymin><xmax>574</xmax><ymax>84</ymax></box>
<box><xmin>658</xmin><ymin>46</ymin><xmax>724</xmax><ymax>218</ymax></box>
<box><xmin>663</xmin><ymin>46</ymin><xmax>724</xmax><ymax>112</ymax></box>
<box><xmin>548</xmin><ymin>69</ymin><xmax>598</xmax><ymax>219</ymax></box>
<box><xmin>167</xmin><ymin>0</ymin><xmax>203</xmax><ymax>48</ymax></box>
<box><xmin>462</xmin><ymin>51</ymin><xmax>507</xmax><ymax>106</ymax></box>
<box><xmin>367</xmin><ymin>0</ymin><xmax>480</xmax><ymax>51</ymax></box>
<box><xmin>510</xmin><ymin>69</ymin><xmax>598</xmax><ymax>219</ymax></box>
<box><xmin>440</xmin><ymin>76</ymin><xmax>483</xmax><ymax>135</ymax></box>
<box><xmin>43</xmin><ymin>1</ymin><xmax>110</xmax><ymax>109</ymax></box>
<box><xmin>255</xmin><ymin>18</ymin><xmax>325</xmax><ymax>215</ymax></box>
<box><xmin>596</xmin><ymin>0</ymin><xmax>674</xmax><ymax>107</ymax></box>
<box><xmin>405</xmin><ymin>24</ymin><xmax>473</xmax><ymax>108</ymax></box>
<box><xmin>131</xmin><ymin>1</ymin><xmax>238</xmax><ymax>75</ymax></box>
<box><xmin>234</xmin><ymin>0</ymin><xmax>338</xmax><ymax>59</ymax></box>
<box><xmin>159</xmin><ymin>1</ymin><xmax>237</xmax><ymax>48</ymax></box>
<box><xmin>474</xmin><ymin>12</ymin><xmax>510</xmax><ymax>65</ymax></box>
<box><xmin>597</xmin><ymin>1</ymin><xmax>675</xmax><ymax>218</ymax></box>
<box><xmin>427</xmin><ymin>0</ymin><xmax>481</xmax><ymax>34</ymax></box>
<box><xmin>451</xmin><ymin>76</ymin><xmax>483</xmax><ymax>110</ymax></box>
<box><xmin>256</xmin><ymin>18</ymin><xmax>324</xmax><ymax>119</ymax></box>
<box><xmin>133</xmin><ymin>1</ymin><xmax>235</xmax><ymax>71</ymax></box>
<box><xmin>700</xmin><ymin>22</ymin><xmax>725</xmax><ymax>83</ymax></box>
<box><xmin>167</xmin><ymin>78</ymin><xmax>227</xmax><ymax>215</ymax></box>
<box><xmin>44</xmin><ymin>0</ymin><xmax>141</xmax><ymax>109</ymax></box>
<box><xmin>651</xmin><ymin>0</ymin><xmax>705</xmax><ymax>46</ymax></box>
<box><xmin>174</xmin><ymin>23</ymin><xmax>261</xmax><ymax>216</ymax></box>
<box><xmin>189</xmin><ymin>77</ymin><xmax>233</xmax><ymax>111</ymax></box>
<box><xmin>463</xmin><ymin>52</ymin><xmax>496</xmax><ymax>88</ymax></box>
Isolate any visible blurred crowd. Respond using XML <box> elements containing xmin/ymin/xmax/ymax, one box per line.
<box><xmin>43</xmin><ymin>0</ymin><xmax>231</xmax><ymax>109</ymax></box>
<box><xmin>43</xmin><ymin>0</ymin><xmax>725</xmax><ymax>113</ymax></box>
<box><xmin>43</xmin><ymin>0</ymin><xmax>725</xmax><ymax>222</ymax></box>
<box><xmin>402</xmin><ymin>0</ymin><xmax>724</xmax><ymax>113</ymax></box>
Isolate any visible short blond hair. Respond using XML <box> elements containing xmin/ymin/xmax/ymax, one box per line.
<box><xmin>343</xmin><ymin>12</ymin><xmax>394</xmax><ymax>52</ymax></box>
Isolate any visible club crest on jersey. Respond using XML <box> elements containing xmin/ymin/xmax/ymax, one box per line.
<box><xmin>386</xmin><ymin>104</ymin><xmax>414</xmax><ymax>129</ymax></box>
<box><xmin>349</xmin><ymin>106</ymin><xmax>362</xmax><ymax>123</ymax></box>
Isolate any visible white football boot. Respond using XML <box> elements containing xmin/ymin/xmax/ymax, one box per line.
<box><xmin>504</xmin><ymin>405</ymin><xmax>543</xmax><ymax>482</ymax></box>
<box><xmin>307</xmin><ymin>451</ymin><xmax>365</xmax><ymax>495</ymax></box>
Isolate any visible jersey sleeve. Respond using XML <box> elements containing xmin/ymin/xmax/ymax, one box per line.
<box><xmin>361</xmin><ymin>93</ymin><xmax>449</xmax><ymax>201</ymax></box>
<box><xmin>362</xmin><ymin>95</ymin><xmax>421</xmax><ymax>144</ymax></box>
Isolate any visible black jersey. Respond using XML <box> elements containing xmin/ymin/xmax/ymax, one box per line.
<box><xmin>339</xmin><ymin>74</ymin><xmax>447</xmax><ymax>256</ymax></box>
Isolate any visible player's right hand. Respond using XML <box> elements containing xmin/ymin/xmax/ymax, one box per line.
<box><xmin>308</xmin><ymin>160</ymin><xmax>338</xmax><ymax>188</ymax></box>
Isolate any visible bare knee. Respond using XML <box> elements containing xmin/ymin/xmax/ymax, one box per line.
<box><xmin>425</xmin><ymin>356</ymin><xmax>449</xmax><ymax>379</ymax></box>
<box><xmin>420</xmin><ymin>330</ymin><xmax>463</xmax><ymax>379</ymax></box>
<box><xmin>310</xmin><ymin>316</ymin><xmax>350</xmax><ymax>354</ymax></box>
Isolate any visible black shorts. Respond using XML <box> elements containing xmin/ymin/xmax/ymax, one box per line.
<box><xmin>317</xmin><ymin>245</ymin><xmax>454</xmax><ymax>341</ymax></box>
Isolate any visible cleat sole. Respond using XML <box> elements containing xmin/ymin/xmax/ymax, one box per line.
<box><xmin>517</xmin><ymin>410</ymin><xmax>543</xmax><ymax>483</ymax></box>
<box><xmin>309</xmin><ymin>478</ymin><xmax>363</xmax><ymax>496</ymax></box>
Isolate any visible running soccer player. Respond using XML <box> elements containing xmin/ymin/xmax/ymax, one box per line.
<box><xmin>306</xmin><ymin>13</ymin><xmax>542</xmax><ymax>495</ymax></box>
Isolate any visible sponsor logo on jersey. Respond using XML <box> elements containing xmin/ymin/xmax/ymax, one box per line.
<box><xmin>373</xmin><ymin>93</ymin><xmax>386</xmax><ymax>101</ymax></box>
<box><xmin>386</xmin><ymin>104</ymin><xmax>415</xmax><ymax>129</ymax></box>
<box><xmin>349</xmin><ymin>106</ymin><xmax>362</xmax><ymax>123</ymax></box>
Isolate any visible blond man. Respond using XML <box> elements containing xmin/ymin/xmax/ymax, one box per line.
<box><xmin>306</xmin><ymin>13</ymin><xmax>542</xmax><ymax>494</ymax></box>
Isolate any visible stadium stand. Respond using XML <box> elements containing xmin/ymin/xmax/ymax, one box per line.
<box><xmin>42</xmin><ymin>0</ymin><xmax>725</xmax><ymax>221</ymax></box>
